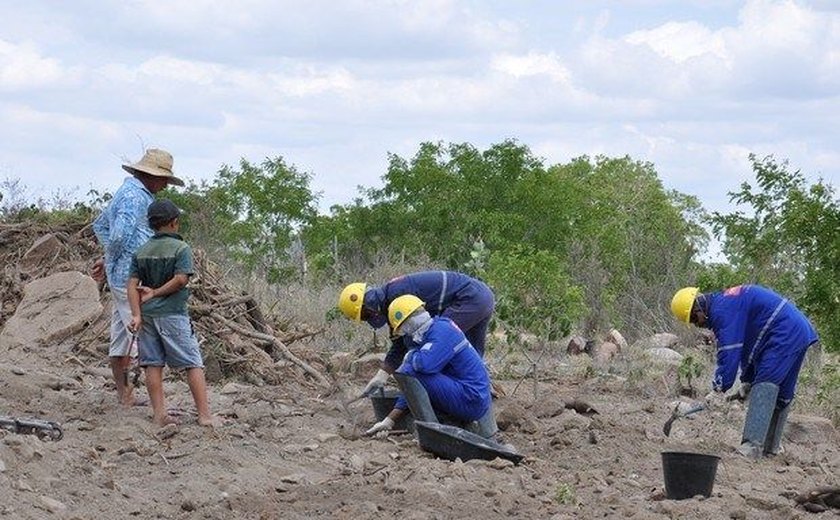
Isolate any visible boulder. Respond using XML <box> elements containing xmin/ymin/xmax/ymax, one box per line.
<box><xmin>0</xmin><ymin>271</ymin><xmax>102</xmax><ymax>350</ymax></box>
<box><xmin>350</xmin><ymin>352</ymin><xmax>385</xmax><ymax>379</ymax></box>
<box><xmin>606</xmin><ymin>329</ymin><xmax>628</xmax><ymax>352</ymax></box>
<box><xmin>594</xmin><ymin>341</ymin><xmax>619</xmax><ymax>363</ymax></box>
<box><xmin>643</xmin><ymin>347</ymin><xmax>684</xmax><ymax>366</ymax></box>
<box><xmin>566</xmin><ymin>336</ymin><xmax>587</xmax><ymax>356</ymax></box>
<box><xmin>633</xmin><ymin>333</ymin><xmax>680</xmax><ymax>350</ymax></box>
<box><xmin>785</xmin><ymin>414</ymin><xmax>837</xmax><ymax>444</ymax></box>
<box><xmin>20</xmin><ymin>234</ymin><xmax>62</xmax><ymax>274</ymax></box>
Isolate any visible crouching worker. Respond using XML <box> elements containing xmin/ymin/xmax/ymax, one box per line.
<box><xmin>365</xmin><ymin>295</ymin><xmax>496</xmax><ymax>439</ymax></box>
<box><xmin>127</xmin><ymin>199</ymin><xmax>219</xmax><ymax>427</ymax></box>
<box><xmin>671</xmin><ymin>284</ymin><xmax>819</xmax><ymax>459</ymax></box>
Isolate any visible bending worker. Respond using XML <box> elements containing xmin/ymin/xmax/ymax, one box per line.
<box><xmin>338</xmin><ymin>271</ymin><xmax>495</xmax><ymax>396</ymax></box>
<box><xmin>671</xmin><ymin>284</ymin><xmax>819</xmax><ymax>459</ymax></box>
<box><xmin>365</xmin><ymin>295</ymin><xmax>495</xmax><ymax>438</ymax></box>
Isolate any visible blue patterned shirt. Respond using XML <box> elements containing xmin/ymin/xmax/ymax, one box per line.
<box><xmin>92</xmin><ymin>176</ymin><xmax>154</xmax><ymax>290</ymax></box>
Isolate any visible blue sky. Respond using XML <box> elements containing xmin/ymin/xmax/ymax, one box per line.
<box><xmin>0</xmin><ymin>0</ymin><xmax>837</xmax><ymax>228</ymax></box>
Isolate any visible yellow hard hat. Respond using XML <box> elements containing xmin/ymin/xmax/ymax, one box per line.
<box><xmin>338</xmin><ymin>282</ymin><xmax>367</xmax><ymax>321</ymax></box>
<box><xmin>388</xmin><ymin>295</ymin><xmax>425</xmax><ymax>331</ymax></box>
<box><xmin>671</xmin><ymin>287</ymin><xmax>700</xmax><ymax>323</ymax></box>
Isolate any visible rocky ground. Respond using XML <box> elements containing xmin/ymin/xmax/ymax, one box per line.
<box><xmin>0</xmin><ymin>334</ymin><xmax>837</xmax><ymax>520</ymax></box>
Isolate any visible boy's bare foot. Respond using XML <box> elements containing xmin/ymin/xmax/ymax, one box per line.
<box><xmin>121</xmin><ymin>396</ymin><xmax>149</xmax><ymax>407</ymax></box>
<box><xmin>153</xmin><ymin>415</ymin><xmax>181</xmax><ymax>427</ymax></box>
<box><xmin>197</xmin><ymin>415</ymin><xmax>224</xmax><ymax>428</ymax></box>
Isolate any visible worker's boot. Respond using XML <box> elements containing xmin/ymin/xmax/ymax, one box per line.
<box><xmin>738</xmin><ymin>382</ymin><xmax>779</xmax><ymax>459</ymax></box>
<box><xmin>464</xmin><ymin>402</ymin><xmax>498</xmax><ymax>440</ymax></box>
<box><xmin>393</xmin><ymin>373</ymin><xmax>438</xmax><ymax>423</ymax></box>
<box><xmin>763</xmin><ymin>402</ymin><xmax>790</xmax><ymax>456</ymax></box>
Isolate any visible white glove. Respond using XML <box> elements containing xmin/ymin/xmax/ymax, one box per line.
<box><xmin>365</xmin><ymin>416</ymin><xmax>394</xmax><ymax>436</ymax></box>
<box><xmin>728</xmin><ymin>382</ymin><xmax>751</xmax><ymax>402</ymax></box>
<box><xmin>363</xmin><ymin>369</ymin><xmax>389</xmax><ymax>396</ymax></box>
<box><xmin>704</xmin><ymin>391</ymin><xmax>726</xmax><ymax>409</ymax></box>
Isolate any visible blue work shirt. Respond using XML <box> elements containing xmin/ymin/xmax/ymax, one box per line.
<box><xmin>394</xmin><ymin>317</ymin><xmax>491</xmax><ymax>422</ymax></box>
<box><xmin>92</xmin><ymin>177</ymin><xmax>154</xmax><ymax>290</ymax></box>
<box><xmin>707</xmin><ymin>285</ymin><xmax>818</xmax><ymax>392</ymax></box>
<box><xmin>363</xmin><ymin>271</ymin><xmax>493</xmax><ymax>369</ymax></box>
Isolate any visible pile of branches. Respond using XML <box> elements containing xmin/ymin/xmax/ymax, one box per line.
<box><xmin>0</xmin><ymin>219</ymin><xmax>99</xmax><ymax>327</ymax></box>
<box><xmin>1</xmin><ymin>217</ymin><xmax>330</xmax><ymax>389</ymax></box>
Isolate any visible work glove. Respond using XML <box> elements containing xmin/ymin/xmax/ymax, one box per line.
<box><xmin>365</xmin><ymin>416</ymin><xmax>394</xmax><ymax>436</ymax></box>
<box><xmin>704</xmin><ymin>390</ymin><xmax>726</xmax><ymax>410</ymax></box>
<box><xmin>363</xmin><ymin>369</ymin><xmax>389</xmax><ymax>396</ymax></box>
<box><xmin>727</xmin><ymin>382</ymin><xmax>751</xmax><ymax>402</ymax></box>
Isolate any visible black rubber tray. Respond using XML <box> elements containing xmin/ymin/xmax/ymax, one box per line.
<box><xmin>415</xmin><ymin>421</ymin><xmax>523</xmax><ymax>465</ymax></box>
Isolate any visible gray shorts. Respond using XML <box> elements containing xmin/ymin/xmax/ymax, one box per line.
<box><xmin>138</xmin><ymin>314</ymin><xmax>204</xmax><ymax>370</ymax></box>
<box><xmin>109</xmin><ymin>288</ymin><xmax>134</xmax><ymax>357</ymax></box>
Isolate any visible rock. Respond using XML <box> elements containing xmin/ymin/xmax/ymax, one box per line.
<box><xmin>328</xmin><ymin>352</ymin><xmax>353</xmax><ymax>374</ymax></box>
<box><xmin>20</xmin><ymin>234</ymin><xmax>62</xmax><ymax>274</ymax></box>
<box><xmin>785</xmin><ymin>414</ymin><xmax>836</xmax><ymax>444</ymax></box>
<box><xmin>606</xmin><ymin>329</ymin><xmax>627</xmax><ymax>352</ymax></box>
<box><xmin>180</xmin><ymin>500</ymin><xmax>196</xmax><ymax>512</ymax></box>
<box><xmin>220</xmin><ymin>382</ymin><xmax>249</xmax><ymax>395</ymax></box>
<box><xmin>594</xmin><ymin>342</ymin><xmax>619</xmax><ymax>363</ymax></box>
<box><xmin>350</xmin><ymin>353</ymin><xmax>385</xmax><ymax>379</ymax></box>
<box><xmin>556</xmin><ymin>410</ymin><xmax>591</xmax><ymax>431</ymax></box>
<box><xmin>0</xmin><ymin>458</ymin><xmax>5</xmax><ymax>472</ymax></box>
<box><xmin>316</xmin><ymin>433</ymin><xmax>339</xmax><ymax>443</ymax></box>
<box><xmin>0</xmin><ymin>271</ymin><xmax>102</xmax><ymax>350</ymax></box>
<box><xmin>203</xmin><ymin>352</ymin><xmax>223</xmax><ymax>383</ymax></box>
<box><xmin>566</xmin><ymin>336</ymin><xmax>586</xmax><ymax>356</ymax></box>
<box><xmin>634</xmin><ymin>333</ymin><xmax>680</xmax><ymax>350</ymax></box>
<box><xmin>10</xmin><ymin>367</ymin><xmax>25</xmax><ymax>375</ymax></box>
<box><xmin>528</xmin><ymin>400</ymin><xmax>565</xmax><ymax>419</ymax></box>
<box><xmin>496</xmin><ymin>402</ymin><xmax>528</xmax><ymax>431</ymax></box>
<box><xmin>38</xmin><ymin>496</ymin><xmax>67</xmax><ymax>514</ymax></box>
<box><xmin>644</xmin><ymin>347</ymin><xmax>684</xmax><ymax>366</ymax></box>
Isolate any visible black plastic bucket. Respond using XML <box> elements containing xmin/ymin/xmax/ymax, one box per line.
<box><xmin>369</xmin><ymin>388</ymin><xmax>414</xmax><ymax>433</ymax></box>
<box><xmin>661</xmin><ymin>451</ymin><xmax>720</xmax><ymax>500</ymax></box>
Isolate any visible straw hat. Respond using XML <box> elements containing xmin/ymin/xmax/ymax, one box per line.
<box><xmin>121</xmin><ymin>148</ymin><xmax>185</xmax><ymax>187</ymax></box>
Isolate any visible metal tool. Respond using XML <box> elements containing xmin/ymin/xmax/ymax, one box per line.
<box><xmin>663</xmin><ymin>402</ymin><xmax>705</xmax><ymax>437</ymax></box>
<box><xmin>0</xmin><ymin>416</ymin><xmax>64</xmax><ymax>441</ymax></box>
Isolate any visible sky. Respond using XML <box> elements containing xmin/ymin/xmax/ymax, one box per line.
<box><xmin>0</xmin><ymin>0</ymin><xmax>838</xmax><ymax>227</ymax></box>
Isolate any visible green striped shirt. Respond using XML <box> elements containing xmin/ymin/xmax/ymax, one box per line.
<box><xmin>129</xmin><ymin>232</ymin><xmax>193</xmax><ymax>317</ymax></box>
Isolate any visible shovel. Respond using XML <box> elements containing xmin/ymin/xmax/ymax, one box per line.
<box><xmin>663</xmin><ymin>402</ymin><xmax>705</xmax><ymax>437</ymax></box>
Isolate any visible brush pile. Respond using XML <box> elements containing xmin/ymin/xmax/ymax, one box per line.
<box><xmin>0</xmin><ymin>217</ymin><xmax>329</xmax><ymax>388</ymax></box>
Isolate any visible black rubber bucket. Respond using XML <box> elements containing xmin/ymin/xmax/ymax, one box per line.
<box><xmin>369</xmin><ymin>388</ymin><xmax>414</xmax><ymax>433</ymax></box>
<box><xmin>661</xmin><ymin>451</ymin><xmax>720</xmax><ymax>500</ymax></box>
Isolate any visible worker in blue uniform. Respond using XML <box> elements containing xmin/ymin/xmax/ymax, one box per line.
<box><xmin>364</xmin><ymin>295</ymin><xmax>496</xmax><ymax>439</ymax></box>
<box><xmin>338</xmin><ymin>271</ymin><xmax>495</xmax><ymax>396</ymax></box>
<box><xmin>671</xmin><ymin>284</ymin><xmax>819</xmax><ymax>458</ymax></box>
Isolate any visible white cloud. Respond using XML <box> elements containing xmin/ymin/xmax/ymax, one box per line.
<box><xmin>626</xmin><ymin>21</ymin><xmax>730</xmax><ymax>65</ymax></box>
<box><xmin>0</xmin><ymin>39</ymin><xmax>67</xmax><ymax>89</ymax></box>
<box><xmin>491</xmin><ymin>51</ymin><xmax>572</xmax><ymax>84</ymax></box>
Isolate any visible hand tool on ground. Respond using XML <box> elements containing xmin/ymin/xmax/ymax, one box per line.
<box><xmin>663</xmin><ymin>402</ymin><xmax>705</xmax><ymax>437</ymax></box>
<box><xmin>0</xmin><ymin>415</ymin><xmax>64</xmax><ymax>441</ymax></box>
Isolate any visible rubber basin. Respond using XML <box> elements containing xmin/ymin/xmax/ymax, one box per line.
<box><xmin>661</xmin><ymin>451</ymin><xmax>720</xmax><ymax>500</ymax></box>
<box><xmin>368</xmin><ymin>388</ymin><xmax>414</xmax><ymax>433</ymax></box>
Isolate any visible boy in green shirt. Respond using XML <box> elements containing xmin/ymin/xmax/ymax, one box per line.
<box><xmin>127</xmin><ymin>199</ymin><xmax>217</xmax><ymax>427</ymax></box>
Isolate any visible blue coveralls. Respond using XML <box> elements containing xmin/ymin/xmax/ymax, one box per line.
<box><xmin>708</xmin><ymin>285</ymin><xmax>818</xmax><ymax>406</ymax></box>
<box><xmin>394</xmin><ymin>317</ymin><xmax>492</xmax><ymax>422</ymax></box>
<box><xmin>362</xmin><ymin>271</ymin><xmax>495</xmax><ymax>370</ymax></box>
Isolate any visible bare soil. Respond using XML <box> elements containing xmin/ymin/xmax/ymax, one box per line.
<box><xmin>0</xmin><ymin>338</ymin><xmax>837</xmax><ymax>520</ymax></box>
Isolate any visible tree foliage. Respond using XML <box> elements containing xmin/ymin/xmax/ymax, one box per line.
<box><xmin>308</xmin><ymin>140</ymin><xmax>705</xmax><ymax>340</ymax></box>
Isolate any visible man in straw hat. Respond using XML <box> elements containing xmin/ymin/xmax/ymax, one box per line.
<box><xmin>92</xmin><ymin>148</ymin><xmax>184</xmax><ymax>407</ymax></box>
